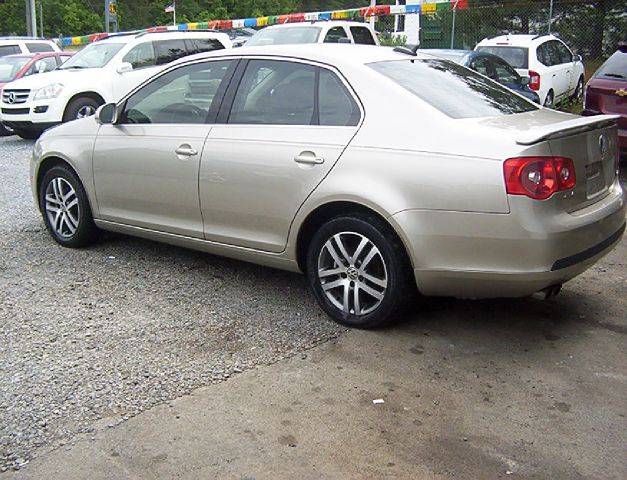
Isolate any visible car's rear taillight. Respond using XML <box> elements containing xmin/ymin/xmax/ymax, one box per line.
<box><xmin>528</xmin><ymin>70</ymin><xmax>540</xmax><ymax>91</ymax></box>
<box><xmin>504</xmin><ymin>157</ymin><xmax>576</xmax><ymax>200</ymax></box>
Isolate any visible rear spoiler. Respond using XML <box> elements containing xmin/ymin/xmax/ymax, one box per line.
<box><xmin>516</xmin><ymin>115</ymin><xmax>619</xmax><ymax>145</ymax></box>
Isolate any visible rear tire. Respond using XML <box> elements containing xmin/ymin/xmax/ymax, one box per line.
<box><xmin>306</xmin><ymin>214</ymin><xmax>414</xmax><ymax>329</ymax></box>
<box><xmin>63</xmin><ymin>96</ymin><xmax>101</xmax><ymax>122</ymax></box>
<box><xmin>39</xmin><ymin>165</ymin><xmax>98</xmax><ymax>248</ymax></box>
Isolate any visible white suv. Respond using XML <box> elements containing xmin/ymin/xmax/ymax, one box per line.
<box><xmin>246</xmin><ymin>21</ymin><xmax>379</xmax><ymax>47</ymax></box>
<box><xmin>0</xmin><ymin>31</ymin><xmax>231</xmax><ymax>139</ymax></box>
<box><xmin>0</xmin><ymin>37</ymin><xmax>60</xmax><ymax>57</ymax></box>
<box><xmin>475</xmin><ymin>33</ymin><xmax>584</xmax><ymax>108</ymax></box>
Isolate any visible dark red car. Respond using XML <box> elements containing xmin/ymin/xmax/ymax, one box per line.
<box><xmin>583</xmin><ymin>44</ymin><xmax>627</xmax><ymax>160</ymax></box>
<box><xmin>0</xmin><ymin>52</ymin><xmax>73</xmax><ymax>136</ymax></box>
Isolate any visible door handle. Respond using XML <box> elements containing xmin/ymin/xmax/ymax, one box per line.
<box><xmin>175</xmin><ymin>145</ymin><xmax>198</xmax><ymax>157</ymax></box>
<box><xmin>294</xmin><ymin>152</ymin><xmax>324</xmax><ymax>165</ymax></box>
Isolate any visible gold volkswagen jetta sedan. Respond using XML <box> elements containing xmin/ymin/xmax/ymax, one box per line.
<box><xmin>31</xmin><ymin>45</ymin><xmax>625</xmax><ymax>328</ymax></box>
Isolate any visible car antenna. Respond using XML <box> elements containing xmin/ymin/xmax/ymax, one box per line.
<box><xmin>393</xmin><ymin>43</ymin><xmax>419</xmax><ymax>57</ymax></box>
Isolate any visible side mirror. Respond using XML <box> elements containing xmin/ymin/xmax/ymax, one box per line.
<box><xmin>573</xmin><ymin>54</ymin><xmax>582</xmax><ymax>63</ymax></box>
<box><xmin>520</xmin><ymin>76</ymin><xmax>530</xmax><ymax>86</ymax></box>
<box><xmin>95</xmin><ymin>103</ymin><xmax>117</xmax><ymax>125</ymax></box>
<box><xmin>116</xmin><ymin>62</ymin><xmax>133</xmax><ymax>74</ymax></box>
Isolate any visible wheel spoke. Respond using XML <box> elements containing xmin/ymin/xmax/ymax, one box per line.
<box><xmin>53</xmin><ymin>210</ymin><xmax>63</xmax><ymax>232</ymax></box>
<box><xmin>319</xmin><ymin>267</ymin><xmax>344</xmax><ymax>278</ymax></box>
<box><xmin>46</xmin><ymin>204</ymin><xmax>61</xmax><ymax>213</ymax></box>
<box><xmin>65</xmin><ymin>197</ymin><xmax>79</xmax><ymax>210</ymax></box>
<box><xmin>342</xmin><ymin>284</ymin><xmax>350</xmax><ymax>312</ymax></box>
<box><xmin>360</xmin><ymin>245</ymin><xmax>379</xmax><ymax>270</ymax></box>
<box><xmin>352</xmin><ymin>284</ymin><xmax>361</xmax><ymax>315</ymax></box>
<box><xmin>45</xmin><ymin>194</ymin><xmax>62</xmax><ymax>206</ymax></box>
<box><xmin>358</xmin><ymin>281</ymin><xmax>384</xmax><ymax>301</ymax></box>
<box><xmin>351</xmin><ymin>237</ymin><xmax>368</xmax><ymax>264</ymax></box>
<box><xmin>361</xmin><ymin>271</ymin><xmax>387</xmax><ymax>288</ymax></box>
<box><xmin>333</xmin><ymin>234</ymin><xmax>352</xmax><ymax>264</ymax></box>
<box><xmin>63</xmin><ymin>214</ymin><xmax>77</xmax><ymax>234</ymax></box>
<box><xmin>324</xmin><ymin>240</ymin><xmax>345</xmax><ymax>268</ymax></box>
<box><xmin>51</xmin><ymin>178</ymin><xmax>62</xmax><ymax>202</ymax></box>
<box><xmin>65</xmin><ymin>210</ymin><xmax>79</xmax><ymax>229</ymax></box>
<box><xmin>322</xmin><ymin>278</ymin><xmax>345</xmax><ymax>292</ymax></box>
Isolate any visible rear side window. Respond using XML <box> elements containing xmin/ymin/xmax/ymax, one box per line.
<box><xmin>539</xmin><ymin>42</ymin><xmax>561</xmax><ymax>66</ymax></box>
<box><xmin>26</xmin><ymin>42</ymin><xmax>54</xmax><ymax>53</ymax></box>
<box><xmin>370</xmin><ymin>59</ymin><xmax>537</xmax><ymax>118</ymax></box>
<box><xmin>324</xmin><ymin>27</ymin><xmax>349</xmax><ymax>44</ymax></box>
<box><xmin>123</xmin><ymin>42</ymin><xmax>156</xmax><ymax>69</ymax></box>
<box><xmin>475</xmin><ymin>46</ymin><xmax>528</xmax><ymax>69</ymax></box>
<box><xmin>350</xmin><ymin>27</ymin><xmax>376</xmax><ymax>45</ymax></box>
<box><xmin>0</xmin><ymin>45</ymin><xmax>21</xmax><ymax>56</ymax></box>
<box><xmin>155</xmin><ymin>39</ymin><xmax>187</xmax><ymax>65</ymax></box>
<box><xmin>555</xmin><ymin>41</ymin><xmax>573</xmax><ymax>63</ymax></box>
<box><xmin>593</xmin><ymin>50</ymin><xmax>627</xmax><ymax>81</ymax></box>
<box><xmin>191</xmin><ymin>38</ymin><xmax>225</xmax><ymax>53</ymax></box>
<box><xmin>319</xmin><ymin>69</ymin><xmax>360</xmax><ymax>126</ymax></box>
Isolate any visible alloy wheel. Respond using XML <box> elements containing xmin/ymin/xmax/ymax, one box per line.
<box><xmin>317</xmin><ymin>231</ymin><xmax>388</xmax><ymax>316</ymax></box>
<box><xmin>76</xmin><ymin>105</ymin><xmax>96</xmax><ymax>119</ymax></box>
<box><xmin>45</xmin><ymin>177</ymin><xmax>80</xmax><ymax>239</ymax></box>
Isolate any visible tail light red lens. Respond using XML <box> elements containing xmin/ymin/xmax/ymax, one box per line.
<box><xmin>504</xmin><ymin>157</ymin><xmax>576</xmax><ymax>200</ymax></box>
<box><xmin>528</xmin><ymin>70</ymin><xmax>540</xmax><ymax>91</ymax></box>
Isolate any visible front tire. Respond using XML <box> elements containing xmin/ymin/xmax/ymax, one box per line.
<box><xmin>571</xmin><ymin>76</ymin><xmax>584</xmax><ymax>101</ymax></box>
<box><xmin>39</xmin><ymin>165</ymin><xmax>98</xmax><ymax>248</ymax></box>
<box><xmin>306</xmin><ymin>214</ymin><xmax>414</xmax><ymax>329</ymax></box>
<box><xmin>63</xmin><ymin>96</ymin><xmax>101</xmax><ymax>122</ymax></box>
<box><xmin>543</xmin><ymin>90</ymin><xmax>555</xmax><ymax>108</ymax></box>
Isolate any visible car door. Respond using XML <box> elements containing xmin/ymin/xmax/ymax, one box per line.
<box><xmin>543</xmin><ymin>41</ymin><xmax>569</xmax><ymax>99</ymax></box>
<box><xmin>555</xmin><ymin>40</ymin><xmax>576</xmax><ymax>94</ymax></box>
<box><xmin>113</xmin><ymin>41</ymin><xmax>160</xmax><ymax>99</ymax></box>
<box><xmin>200</xmin><ymin>58</ymin><xmax>362</xmax><ymax>252</ymax></box>
<box><xmin>93</xmin><ymin>59</ymin><xmax>237</xmax><ymax>237</ymax></box>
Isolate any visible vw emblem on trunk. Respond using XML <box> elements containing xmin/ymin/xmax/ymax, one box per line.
<box><xmin>7</xmin><ymin>92</ymin><xmax>16</xmax><ymax>104</ymax></box>
<box><xmin>598</xmin><ymin>135</ymin><xmax>607</xmax><ymax>158</ymax></box>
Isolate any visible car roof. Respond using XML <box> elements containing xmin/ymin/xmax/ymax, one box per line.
<box><xmin>477</xmin><ymin>33</ymin><xmax>561</xmax><ymax>47</ymax></box>
<box><xmin>259</xmin><ymin>21</ymin><xmax>373</xmax><ymax>30</ymax></box>
<box><xmin>2</xmin><ymin>52</ymin><xmax>70</xmax><ymax>59</ymax></box>
<box><xmin>173</xmin><ymin>43</ymin><xmax>420</xmax><ymax>68</ymax></box>
<box><xmin>98</xmin><ymin>30</ymin><xmax>230</xmax><ymax>45</ymax></box>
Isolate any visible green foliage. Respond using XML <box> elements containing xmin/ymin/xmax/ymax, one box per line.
<box><xmin>379</xmin><ymin>32</ymin><xmax>407</xmax><ymax>47</ymax></box>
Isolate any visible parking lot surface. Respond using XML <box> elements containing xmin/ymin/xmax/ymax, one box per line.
<box><xmin>1</xmin><ymin>135</ymin><xmax>626</xmax><ymax>478</ymax></box>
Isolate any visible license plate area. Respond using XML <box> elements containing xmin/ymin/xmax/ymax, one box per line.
<box><xmin>585</xmin><ymin>161</ymin><xmax>605</xmax><ymax>198</ymax></box>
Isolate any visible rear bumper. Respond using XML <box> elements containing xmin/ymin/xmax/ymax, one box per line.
<box><xmin>391</xmin><ymin>181</ymin><xmax>625</xmax><ymax>298</ymax></box>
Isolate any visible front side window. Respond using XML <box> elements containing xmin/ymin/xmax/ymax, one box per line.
<box><xmin>324</xmin><ymin>27</ymin><xmax>349</xmax><ymax>44</ymax></box>
<box><xmin>60</xmin><ymin>42</ymin><xmax>124</xmax><ymax>69</ymax></box>
<box><xmin>120</xmin><ymin>60</ymin><xmax>234</xmax><ymax>124</ymax></box>
<box><xmin>370</xmin><ymin>59</ymin><xmax>537</xmax><ymax>118</ymax></box>
<box><xmin>191</xmin><ymin>38</ymin><xmax>226</xmax><ymax>53</ymax></box>
<box><xmin>246</xmin><ymin>27</ymin><xmax>321</xmax><ymax>47</ymax></box>
<box><xmin>469</xmin><ymin>56</ymin><xmax>490</xmax><ymax>76</ymax></box>
<box><xmin>122</xmin><ymin>42</ymin><xmax>156</xmax><ymax>69</ymax></box>
<box><xmin>27</xmin><ymin>57</ymin><xmax>58</xmax><ymax>76</ymax></box>
<box><xmin>26</xmin><ymin>42</ymin><xmax>54</xmax><ymax>53</ymax></box>
<box><xmin>229</xmin><ymin>60</ymin><xmax>316</xmax><ymax>125</ymax></box>
<box><xmin>350</xmin><ymin>27</ymin><xmax>376</xmax><ymax>45</ymax></box>
<box><xmin>555</xmin><ymin>41</ymin><xmax>573</xmax><ymax>64</ymax></box>
<box><xmin>155</xmin><ymin>39</ymin><xmax>187</xmax><ymax>65</ymax></box>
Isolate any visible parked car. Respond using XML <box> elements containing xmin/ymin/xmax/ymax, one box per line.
<box><xmin>0</xmin><ymin>30</ymin><xmax>231</xmax><ymax>139</ymax></box>
<box><xmin>583</xmin><ymin>44</ymin><xmax>626</xmax><ymax>160</ymax></box>
<box><xmin>222</xmin><ymin>27</ymin><xmax>257</xmax><ymax>47</ymax></box>
<box><xmin>31</xmin><ymin>45</ymin><xmax>625</xmax><ymax>328</ymax></box>
<box><xmin>0</xmin><ymin>37</ymin><xmax>60</xmax><ymax>57</ymax></box>
<box><xmin>0</xmin><ymin>52</ymin><xmax>73</xmax><ymax>136</ymax></box>
<box><xmin>423</xmin><ymin>49</ymin><xmax>540</xmax><ymax>103</ymax></box>
<box><xmin>246</xmin><ymin>21</ymin><xmax>379</xmax><ymax>47</ymax></box>
<box><xmin>475</xmin><ymin>33</ymin><xmax>585</xmax><ymax>108</ymax></box>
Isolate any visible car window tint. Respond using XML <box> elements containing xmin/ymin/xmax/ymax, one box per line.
<box><xmin>155</xmin><ymin>39</ymin><xmax>187</xmax><ymax>65</ymax></box>
<box><xmin>543</xmin><ymin>42</ymin><xmax>561</xmax><ymax>66</ymax></box>
<box><xmin>469</xmin><ymin>56</ymin><xmax>490</xmax><ymax>76</ymax></box>
<box><xmin>350</xmin><ymin>27</ymin><xmax>376</xmax><ymax>45</ymax></box>
<box><xmin>319</xmin><ymin>69</ymin><xmax>360</xmax><ymax>127</ymax></box>
<box><xmin>593</xmin><ymin>50</ymin><xmax>627</xmax><ymax>80</ymax></box>
<box><xmin>370</xmin><ymin>59</ymin><xmax>537</xmax><ymax>119</ymax></box>
<box><xmin>555</xmin><ymin>41</ymin><xmax>573</xmax><ymax>63</ymax></box>
<box><xmin>191</xmin><ymin>38</ymin><xmax>225</xmax><ymax>53</ymax></box>
<box><xmin>122</xmin><ymin>42</ymin><xmax>156</xmax><ymax>69</ymax></box>
<box><xmin>475</xmin><ymin>46</ymin><xmax>528</xmax><ymax>69</ymax></box>
<box><xmin>324</xmin><ymin>27</ymin><xmax>349</xmax><ymax>44</ymax></box>
<box><xmin>229</xmin><ymin>60</ymin><xmax>316</xmax><ymax>125</ymax></box>
<box><xmin>26</xmin><ymin>42</ymin><xmax>54</xmax><ymax>53</ymax></box>
<box><xmin>0</xmin><ymin>45</ymin><xmax>21</xmax><ymax>56</ymax></box>
<box><xmin>27</xmin><ymin>57</ymin><xmax>57</xmax><ymax>75</ymax></box>
<box><xmin>121</xmin><ymin>60</ymin><xmax>233</xmax><ymax>124</ymax></box>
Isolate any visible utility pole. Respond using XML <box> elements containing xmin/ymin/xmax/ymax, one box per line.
<box><xmin>105</xmin><ymin>0</ymin><xmax>118</xmax><ymax>33</ymax></box>
<box><xmin>369</xmin><ymin>0</ymin><xmax>376</xmax><ymax>28</ymax></box>
<box><xmin>25</xmin><ymin>0</ymin><xmax>37</xmax><ymax>37</ymax></box>
<box><xmin>39</xmin><ymin>1</ymin><xmax>43</xmax><ymax>37</ymax></box>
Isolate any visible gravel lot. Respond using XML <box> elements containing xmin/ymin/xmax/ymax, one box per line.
<box><xmin>0</xmin><ymin>136</ymin><xmax>344</xmax><ymax>472</ymax></box>
<box><xmin>1</xmin><ymin>135</ymin><xmax>626</xmax><ymax>475</ymax></box>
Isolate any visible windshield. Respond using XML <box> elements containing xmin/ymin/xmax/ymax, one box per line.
<box><xmin>0</xmin><ymin>56</ymin><xmax>31</xmax><ymax>82</ymax></box>
<box><xmin>59</xmin><ymin>42</ymin><xmax>124</xmax><ymax>69</ymax></box>
<box><xmin>369</xmin><ymin>59</ymin><xmax>537</xmax><ymax>119</ymax></box>
<box><xmin>246</xmin><ymin>27</ymin><xmax>321</xmax><ymax>47</ymax></box>
<box><xmin>593</xmin><ymin>50</ymin><xmax>626</xmax><ymax>81</ymax></box>
<box><xmin>475</xmin><ymin>46</ymin><xmax>528</xmax><ymax>69</ymax></box>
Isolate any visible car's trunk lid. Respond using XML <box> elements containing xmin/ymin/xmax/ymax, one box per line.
<box><xmin>516</xmin><ymin>114</ymin><xmax>619</xmax><ymax>212</ymax></box>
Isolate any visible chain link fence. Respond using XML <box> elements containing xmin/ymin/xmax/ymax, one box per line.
<box><xmin>375</xmin><ymin>0</ymin><xmax>625</xmax><ymax>71</ymax></box>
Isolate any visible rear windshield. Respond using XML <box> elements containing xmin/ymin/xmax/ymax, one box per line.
<box><xmin>593</xmin><ymin>50</ymin><xmax>626</xmax><ymax>81</ymax></box>
<box><xmin>475</xmin><ymin>46</ymin><xmax>528</xmax><ymax>69</ymax></box>
<box><xmin>247</xmin><ymin>27</ymin><xmax>321</xmax><ymax>47</ymax></box>
<box><xmin>369</xmin><ymin>59</ymin><xmax>537</xmax><ymax>119</ymax></box>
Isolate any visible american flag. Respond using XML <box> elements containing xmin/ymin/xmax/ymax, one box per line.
<box><xmin>164</xmin><ymin>2</ymin><xmax>175</xmax><ymax>13</ymax></box>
